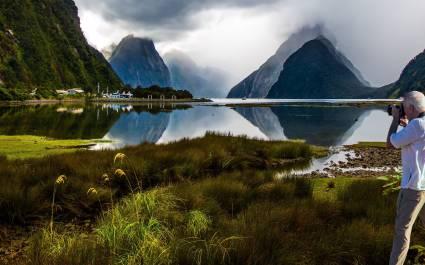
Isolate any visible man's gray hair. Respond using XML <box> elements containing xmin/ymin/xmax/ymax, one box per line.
<box><xmin>403</xmin><ymin>91</ymin><xmax>425</xmax><ymax>112</ymax></box>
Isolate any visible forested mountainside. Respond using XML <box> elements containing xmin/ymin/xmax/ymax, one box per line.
<box><xmin>0</xmin><ymin>0</ymin><xmax>121</xmax><ymax>100</ymax></box>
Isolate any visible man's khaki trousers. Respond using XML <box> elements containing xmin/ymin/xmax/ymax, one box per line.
<box><xmin>390</xmin><ymin>188</ymin><xmax>425</xmax><ymax>265</ymax></box>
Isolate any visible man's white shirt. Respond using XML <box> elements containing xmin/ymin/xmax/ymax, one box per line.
<box><xmin>390</xmin><ymin>117</ymin><xmax>425</xmax><ymax>190</ymax></box>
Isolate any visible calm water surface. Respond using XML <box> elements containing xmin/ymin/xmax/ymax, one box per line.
<box><xmin>0</xmin><ymin>101</ymin><xmax>393</xmax><ymax>151</ymax></box>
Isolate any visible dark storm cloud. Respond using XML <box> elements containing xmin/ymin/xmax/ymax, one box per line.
<box><xmin>76</xmin><ymin>0</ymin><xmax>278</xmax><ymax>30</ymax></box>
<box><xmin>75</xmin><ymin>0</ymin><xmax>425</xmax><ymax>87</ymax></box>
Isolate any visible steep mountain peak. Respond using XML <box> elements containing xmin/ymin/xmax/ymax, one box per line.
<box><xmin>266</xmin><ymin>37</ymin><xmax>372</xmax><ymax>99</ymax></box>
<box><xmin>315</xmin><ymin>35</ymin><xmax>332</xmax><ymax>46</ymax></box>
<box><xmin>109</xmin><ymin>35</ymin><xmax>171</xmax><ymax>88</ymax></box>
<box><xmin>122</xmin><ymin>34</ymin><xmax>153</xmax><ymax>44</ymax></box>
<box><xmin>315</xmin><ymin>36</ymin><xmax>370</xmax><ymax>87</ymax></box>
<box><xmin>111</xmin><ymin>35</ymin><xmax>156</xmax><ymax>58</ymax></box>
<box><xmin>305</xmin><ymin>36</ymin><xmax>335</xmax><ymax>54</ymax></box>
<box><xmin>227</xmin><ymin>25</ymin><xmax>326</xmax><ymax>98</ymax></box>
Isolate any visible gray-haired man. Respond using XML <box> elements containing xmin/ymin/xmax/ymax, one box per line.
<box><xmin>387</xmin><ymin>91</ymin><xmax>425</xmax><ymax>265</ymax></box>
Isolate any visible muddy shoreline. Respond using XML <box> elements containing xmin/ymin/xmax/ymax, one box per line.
<box><xmin>308</xmin><ymin>144</ymin><xmax>400</xmax><ymax>178</ymax></box>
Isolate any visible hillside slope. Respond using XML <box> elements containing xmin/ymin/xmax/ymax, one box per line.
<box><xmin>0</xmin><ymin>0</ymin><xmax>121</xmax><ymax>99</ymax></box>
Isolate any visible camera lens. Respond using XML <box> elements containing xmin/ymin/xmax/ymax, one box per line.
<box><xmin>387</xmin><ymin>104</ymin><xmax>402</xmax><ymax>116</ymax></box>
<box><xmin>387</xmin><ymin>105</ymin><xmax>393</xmax><ymax>116</ymax></box>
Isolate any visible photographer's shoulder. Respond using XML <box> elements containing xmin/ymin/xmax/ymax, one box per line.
<box><xmin>415</xmin><ymin>116</ymin><xmax>425</xmax><ymax>129</ymax></box>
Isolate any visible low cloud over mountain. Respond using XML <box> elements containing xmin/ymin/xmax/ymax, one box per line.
<box><xmin>75</xmin><ymin>0</ymin><xmax>425</xmax><ymax>88</ymax></box>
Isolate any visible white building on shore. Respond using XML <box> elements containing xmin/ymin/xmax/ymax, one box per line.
<box><xmin>56</xmin><ymin>88</ymin><xmax>85</xmax><ymax>96</ymax></box>
<box><xmin>102</xmin><ymin>91</ymin><xmax>133</xmax><ymax>99</ymax></box>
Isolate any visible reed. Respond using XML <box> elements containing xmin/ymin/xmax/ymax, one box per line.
<box><xmin>28</xmin><ymin>175</ymin><xmax>411</xmax><ymax>265</ymax></box>
<box><xmin>50</xmin><ymin>175</ymin><xmax>67</xmax><ymax>235</ymax></box>
<box><xmin>0</xmin><ymin>133</ymin><xmax>317</xmax><ymax>224</ymax></box>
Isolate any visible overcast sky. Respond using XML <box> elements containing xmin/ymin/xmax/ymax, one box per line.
<box><xmin>74</xmin><ymin>0</ymin><xmax>425</xmax><ymax>90</ymax></box>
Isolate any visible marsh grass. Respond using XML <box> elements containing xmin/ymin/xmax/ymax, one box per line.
<box><xmin>26</xmin><ymin>170</ymin><xmax>425</xmax><ymax>265</ymax></box>
<box><xmin>186</xmin><ymin>210</ymin><xmax>211</xmax><ymax>237</ymax></box>
<box><xmin>95</xmin><ymin>190</ymin><xmax>178</xmax><ymax>264</ymax></box>
<box><xmin>6</xmin><ymin>134</ymin><xmax>421</xmax><ymax>264</ymax></box>
<box><xmin>28</xmin><ymin>228</ymin><xmax>111</xmax><ymax>265</ymax></box>
<box><xmin>0</xmin><ymin>133</ymin><xmax>316</xmax><ymax>224</ymax></box>
<box><xmin>29</xmin><ymin>189</ymin><xmax>238</xmax><ymax>265</ymax></box>
<box><xmin>169</xmin><ymin>175</ymin><xmax>415</xmax><ymax>264</ymax></box>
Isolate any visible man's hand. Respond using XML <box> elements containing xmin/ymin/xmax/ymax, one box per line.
<box><xmin>391</xmin><ymin>104</ymin><xmax>408</xmax><ymax>127</ymax></box>
<box><xmin>400</xmin><ymin>116</ymin><xmax>409</xmax><ymax>127</ymax></box>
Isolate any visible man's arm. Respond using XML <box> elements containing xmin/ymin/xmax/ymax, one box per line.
<box><xmin>387</xmin><ymin>119</ymin><xmax>399</xmax><ymax>148</ymax></box>
<box><xmin>390</xmin><ymin>119</ymin><xmax>420</xmax><ymax>148</ymax></box>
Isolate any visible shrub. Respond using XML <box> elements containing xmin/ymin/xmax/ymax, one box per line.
<box><xmin>0</xmin><ymin>86</ymin><xmax>12</xmax><ymax>100</ymax></box>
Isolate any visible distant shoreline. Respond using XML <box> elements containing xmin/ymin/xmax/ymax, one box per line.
<box><xmin>0</xmin><ymin>97</ymin><xmax>211</xmax><ymax>106</ymax></box>
<box><xmin>206</xmin><ymin>98</ymin><xmax>401</xmax><ymax>107</ymax></box>
<box><xmin>0</xmin><ymin>99</ymin><xmax>86</xmax><ymax>106</ymax></box>
<box><xmin>0</xmin><ymin>98</ymin><xmax>401</xmax><ymax>107</ymax></box>
<box><xmin>90</xmin><ymin>97</ymin><xmax>211</xmax><ymax>103</ymax></box>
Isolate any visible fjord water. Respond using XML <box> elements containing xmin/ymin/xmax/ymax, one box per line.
<box><xmin>0</xmin><ymin>102</ymin><xmax>392</xmax><ymax>150</ymax></box>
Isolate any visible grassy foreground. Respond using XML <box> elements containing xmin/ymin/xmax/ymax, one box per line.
<box><xmin>25</xmin><ymin>175</ymin><xmax>425</xmax><ymax>265</ymax></box>
<box><xmin>0</xmin><ymin>135</ymin><xmax>108</xmax><ymax>159</ymax></box>
<box><xmin>0</xmin><ymin>133</ymin><xmax>321</xmax><ymax>224</ymax></box>
<box><xmin>3</xmin><ymin>134</ymin><xmax>424</xmax><ymax>264</ymax></box>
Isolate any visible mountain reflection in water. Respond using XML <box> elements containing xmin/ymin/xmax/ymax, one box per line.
<box><xmin>0</xmin><ymin>103</ymin><xmax>391</xmax><ymax>149</ymax></box>
<box><xmin>236</xmin><ymin>105</ymin><xmax>390</xmax><ymax>146</ymax></box>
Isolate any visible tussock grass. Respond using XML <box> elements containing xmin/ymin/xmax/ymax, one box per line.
<box><xmin>28</xmin><ymin>189</ymin><xmax>237</xmax><ymax>265</ymax></box>
<box><xmin>186</xmin><ymin>210</ymin><xmax>212</xmax><ymax>237</ymax></box>
<box><xmin>28</xmin><ymin>229</ymin><xmax>111</xmax><ymax>265</ymax></box>
<box><xmin>6</xmin><ymin>134</ymin><xmax>419</xmax><ymax>264</ymax></box>
<box><xmin>0</xmin><ymin>133</ymin><xmax>315</xmax><ymax>224</ymax></box>
<box><xmin>26</xmin><ymin>171</ymin><xmax>425</xmax><ymax>265</ymax></box>
<box><xmin>95</xmin><ymin>190</ymin><xmax>179</xmax><ymax>265</ymax></box>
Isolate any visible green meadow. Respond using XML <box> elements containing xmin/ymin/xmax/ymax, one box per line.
<box><xmin>0</xmin><ymin>135</ymin><xmax>108</xmax><ymax>160</ymax></box>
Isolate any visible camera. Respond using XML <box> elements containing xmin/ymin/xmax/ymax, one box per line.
<box><xmin>387</xmin><ymin>104</ymin><xmax>405</xmax><ymax>116</ymax></box>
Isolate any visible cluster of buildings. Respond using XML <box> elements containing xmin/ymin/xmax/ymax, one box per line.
<box><xmin>56</xmin><ymin>88</ymin><xmax>85</xmax><ymax>96</ymax></box>
<box><xmin>55</xmin><ymin>88</ymin><xmax>134</xmax><ymax>99</ymax></box>
<box><xmin>102</xmin><ymin>91</ymin><xmax>133</xmax><ymax>99</ymax></box>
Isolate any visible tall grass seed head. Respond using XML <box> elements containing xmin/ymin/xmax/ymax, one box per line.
<box><xmin>102</xmin><ymin>173</ymin><xmax>110</xmax><ymax>183</ymax></box>
<box><xmin>87</xmin><ymin>187</ymin><xmax>98</xmax><ymax>196</ymax></box>
<box><xmin>55</xmin><ymin>175</ymin><xmax>67</xmax><ymax>185</ymax></box>
<box><xmin>115</xmin><ymin>169</ymin><xmax>126</xmax><ymax>178</ymax></box>
<box><xmin>114</xmin><ymin>153</ymin><xmax>127</xmax><ymax>164</ymax></box>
